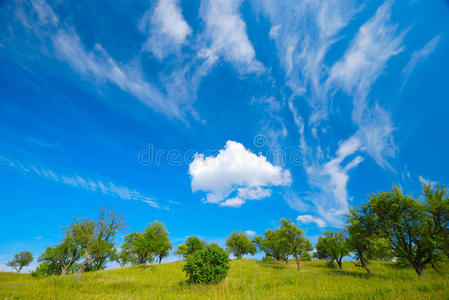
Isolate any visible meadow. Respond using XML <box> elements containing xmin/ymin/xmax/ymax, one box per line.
<box><xmin>1</xmin><ymin>259</ymin><xmax>448</xmax><ymax>299</ymax></box>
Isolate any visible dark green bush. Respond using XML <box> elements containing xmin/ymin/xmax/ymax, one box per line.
<box><xmin>183</xmin><ymin>244</ymin><xmax>230</xmax><ymax>284</ymax></box>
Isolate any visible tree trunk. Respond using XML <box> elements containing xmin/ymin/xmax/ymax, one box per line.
<box><xmin>360</xmin><ymin>256</ymin><xmax>370</xmax><ymax>274</ymax></box>
<box><xmin>413</xmin><ymin>264</ymin><xmax>424</xmax><ymax>277</ymax></box>
<box><xmin>158</xmin><ymin>256</ymin><xmax>162</xmax><ymax>264</ymax></box>
<box><xmin>337</xmin><ymin>259</ymin><xmax>343</xmax><ymax>270</ymax></box>
<box><xmin>61</xmin><ymin>266</ymin><xmax>67</xmax><ymax>276</ymax></box>
<box><xmin>295</xmin><ymin>253</ymin><xmax>301</xmax><ymax>271</ymax></box>
<box><xmin>75</xmin><ymin>263</ymin><xmax>86</xmax><ymax>281</ymax></box>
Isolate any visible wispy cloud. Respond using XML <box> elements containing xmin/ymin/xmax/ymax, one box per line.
<box><xmin>52</xmin><ymin>29</ymin><xmax>185</xmax><ymax>119</ymax></box>
<box><xmin>12</xmin><ymin>0</ymin><xmax>193</xmax><ymax>121</ymax></box>
<box><xmin>257</xmin><ymin>0</ymin><xmax>405</xmax><ymax>226</ymax></box>
<box><xmin>401</xmin><ymin>35</ymin><xmax>441</xmax><ymax>87</ymax></box>
<box><xmin>0</xmin><ymin>155</ymin><xmax>159</xmax><ymax>208</ymax></box>
<box><xmin>199</xmin><ymin>0</ymin><xmax>264</xmax><ymax>74</ymax></box>
<box><xmin>327</xmin><ymin>0</ymin><xmax>405</xmax><ymax>100</ymax></box>
<box><xmin>140</xmin><ymin>0</ymin><xmax>192</xmax><ymax>59</ymax></box>
<box><xmin>296</xmin><ymin>215</ymin><xmax>326</xmax><ymax>228</ymax></box>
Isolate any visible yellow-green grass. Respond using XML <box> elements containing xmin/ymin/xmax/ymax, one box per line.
<box><xmin>1</xmin><ymin>260</ymin><xmax>448</xmax><ymax>299</ymax></box>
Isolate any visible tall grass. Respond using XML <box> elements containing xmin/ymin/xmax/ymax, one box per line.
<box><xmin>1</xmin><ymin>260</ymin><xmax>448</xmax><ymax>299</ymax></box>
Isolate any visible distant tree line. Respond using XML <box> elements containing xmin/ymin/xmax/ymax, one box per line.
<box><xmin>6</xmin><ymin>182</ymin><xmax>448</xmax><ymax>281</ymax></box>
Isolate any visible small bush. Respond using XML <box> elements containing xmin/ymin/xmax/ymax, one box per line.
<box><xmin>183</xmin><ymin>244</ymin><xmax>230</xmax><ymax>284</ymax></box>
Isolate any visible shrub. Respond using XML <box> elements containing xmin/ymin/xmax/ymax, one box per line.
<box><xmin>183</xmin><ymin>244</ymin><xmax>230</xmax><ymax>284</ymax></box>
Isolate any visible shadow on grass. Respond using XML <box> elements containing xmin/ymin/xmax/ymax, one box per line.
<box><xmin>329</xmin><ymin>269</ymin><xmax>386</xmax><ymax>279</ymax></box>
<box><xmin>256</xmin><ymin>261</ymin><xmax>287</xmax><ymax>270</ymax></box>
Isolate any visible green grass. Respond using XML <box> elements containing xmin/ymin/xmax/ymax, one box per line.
<box><xmin>1</xmin><ymin>260</ymin><xmax>448</xmax><ymax>299</ymax></box>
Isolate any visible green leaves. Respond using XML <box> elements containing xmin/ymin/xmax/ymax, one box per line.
<box><xmin>315</xmin><ymin>231</ymin><xmax>349</xmax><ymax>269</ymax></box>
<box><xmin>225</xmin><ymin>232</ymin><xmax>257</xmax><ymax>259</ymax></box>
<box><xmin>183</xmin><ymin>244</ymin><xmax>230</xmax><ymax>284</ymax></box>
<box><xmin>6</xmin><ymin>251</ymin><xmax>33</xmax><ymax>273</ymax></box>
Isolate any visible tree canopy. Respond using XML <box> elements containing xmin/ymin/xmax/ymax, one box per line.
<box><xmin>7</xmin><ymin>251</ymin><xmax>33</xmax><ymax>273</ymax></box>
<box><xmin>225</xmin><ymin>232</ymin><xmax>257</xmax><ymax>259</ymax></box>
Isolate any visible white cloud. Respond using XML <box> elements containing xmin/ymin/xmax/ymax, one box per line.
<box><xmin>189</xmin><ymin>140</ymin><xmax>291</xmax><ymax>207</ymax></box>
<box><xmin>418</xmin><ymin>176</ymin><xmax>437</xmax><ymax>187</ymax></box>
<box><xmin>220</xmin><ymin>197</ymin><xmax>245</xmax><ymax>208</ymax></box>
<box><xmin>401</xmin><ymin>35</ymin><xmax>441</xmax><ymax>87</ymax></box>
<box><xmin>296</xmin><ymin>215</ymin><xmax>326</xmax><ymax>228</ymax></box>
<box><xmin>245</xmin><ymin>230</ymin><xmax>256</xmax><ymax>236</ymax></box>
<box><xmin>301</xmin><ymin>136</ymin><xmax>363</xmax><ymax>227</ymax></box>
<box><xmin>0</xmin><ymin>155</ymin><xmax>159</xmax><ymax>208</ymax></box>
<box><xmin>141</xmin><ymin>0</ymin><xmax>191</xmax><ymax>59</ymax></box>
<box><xmin>199</xmin><ymin>0</ymin><xmax>264</xmax><ymax>74</ymax></box>
<box><xmin>327</xmin><ymin>0</ymin><xmax>404</xmax><ymax>99</ymax></box>
<box><xmin>31</xmin><ymin>0</ymin><xmax>58</xmax><ymax>26</ymax></box>
<box><xmin>52</xmin><ymin>29</ymin><xmax>186</xmax><ymax>119</ymax></box>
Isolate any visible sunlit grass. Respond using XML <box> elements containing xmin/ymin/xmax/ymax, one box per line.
<box><xmin>1</xmin><ymin>260</ymin><xmax>448</xmax><ymax>299</ymax></box>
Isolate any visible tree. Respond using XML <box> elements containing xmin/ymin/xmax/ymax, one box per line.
<box><xmin>367</xmin><ymin>185</ymin><xmax>441</xmax><ymax>276</ymax></box>
<box><xmin>174</xmin><ymin>243</ymin><xmax>190</xmax><ymax>259</ymax></box>
<box><xmin>183</xmin><ymin>244</ymin><xmax>230</xmax><ymax>284</ymax></box>
<box><xmin>225</xmin><ymin>232</ymin><xmax>257</xmax><ymax>259</ymax></box>
<box><xmin>175</xmin><ymin>236</ymin><xmax>205</xmax><ymax>259</ymax></box>
<box><xmin>144</xmin><ymin>221</ymin><xmax>172</xmax><ymax>263</ymax></box>
<box><xmin>254</xmin><ymin>229</ymin><xmax>289</xmax><ymax>263</ymax></box>
<box><xmin>115</xmin><ymin>244</ymin><xmax>134</xmax><ymax>267</ymax></box>
<box><xmin>345</xmin><ymin>205</ymin><xmax>376</xmax><ymax>273</ymax></box>
<box><xmin>315</xmin><ymin>231</ymin><xmax>349</xmax><ymax>269</ymax></box>
<box><xmin>122</xmin><ymin>232</ymin><xmax>150</xmax><ymax>265</ymax></box>
<box><xmin>74</xmin><ymin>209</ymin><xmax>124</xmax><ymax>280</ymax></box>
<box><xmin>423</xmin><ymin>183</ymin><xmax>449</xmax><ymax>259</ymax></box>
<box><xmin>278</xmin><ymin>219</ymin><xmax>313</xmax><ymax>271</ymax></box>
<box><xmin>7</xmin><ymin>251</ymin><xmax>33</xmax><ymax>273</ymax></box>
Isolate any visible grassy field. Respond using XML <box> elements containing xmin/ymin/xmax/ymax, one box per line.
<box><xmin>1</xmin><ymin>259</ymin><xmax>448</xmax><ymax>299</ymax></box>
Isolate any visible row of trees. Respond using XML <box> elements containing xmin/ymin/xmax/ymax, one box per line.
<box><xmin>314</xmin><ymin>183</ymin><xmax>449</xmax><ymax>277</ymax></box>
<box><xmin>7</xmin><ymin>183</ymin><xmax>448</xmax><ymax>279</ymax></box>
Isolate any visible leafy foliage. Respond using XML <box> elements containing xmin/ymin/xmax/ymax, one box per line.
<box><xmin>175</xmin><ymin>236</ymin><xmax>205</xmax><ymax>259</ymax></box>
<box><xmin>6</xmin><ymin>251</ymin><xmax>33</xmax><ymax>273</ymax></box>
<box><xmin>183</xmin><ymin>244</ymin><xmax>230</xmax><ymax>284</ymax></box>
<box><xmin>225</xmin><ymin>232</ymin><xmax>256</xmax><ymax>259</ymax></box>
<box><xmin>366</xmin><ymin>185</ymin><xmax>441</xmax><ymax>276</ymax></box>
<box><xmin>315</xmin><ymin>231</ymin><xmax>349</xmax><ymax>269</ymax></box>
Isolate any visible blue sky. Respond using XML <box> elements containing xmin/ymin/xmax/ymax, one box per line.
<box><xmin>1</xmin><ymin>0</ymin><xmax>448</xmax><ymax>270</ymax></box>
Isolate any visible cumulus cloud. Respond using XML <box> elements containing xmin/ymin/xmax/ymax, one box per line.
<box><xmin>296</xmin><ymin>215</ymin><xmax>326</xmax><ymax>228</ymax></box>
<box><xmin>141</xmin><ymin>0</ymin><xmax>191</xmax><ymax>59</ymax></box>
<box><xmin>199</xmin><ymin>0</ymin><xmax>264</xmax><ymax>74</ymax></box>
<box><xmin>189</xmin><ymin>141</ymin><xmax>291</xmax><ymax>207</ymax></box>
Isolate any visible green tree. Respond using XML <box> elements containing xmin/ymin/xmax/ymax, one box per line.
<box><xmin>367</xmin><ymin>185</ymin><xmax>440</xmax><ymax>276</ymax></box>
<box><xmin>315</xmin><ymin>231</ymin><xmax>349</xmax><ymax>269</ymax></box>
<box><xmin>258</xmin><ymin>229</ymin><xmax>290</xmax><ymax>263</ymax></box>
<box><xmin>7</xmin><ymin>251</ymin><xmax>33</xmax><ymax>273</ymax></box>
<box><xmin>225</xmin><ymin>232</ymin><xmax>257</xmax><ymax>259</ymax></box>
<box><xmin>144</xmin><ymin>221</ymin><xmax>172</xmax><ymax>264</ymax></box>
<box><xmin>345</xmin><ymin>205</ymin><xmax>377</xmax><ymax>273</ymax></box>
<box><xmin>183</xmin><ymin>244</ymin><xmax>230</xmax><ymax>284</ymax></box>
<box><xmin>423</xmin><ymin>183</ymin><xmax>449</xmax><ymax>258</ymax></box>
<box><xmin>74</xmin><ymin>209</ymin><xmax>124</xmax><ymax>280</ymax></box>
<box><xmin>122</xmin><ymin>232</ymin><xmax>150</xmax><ymax>265</ymax></box>
<box><xmin>175</xmin><ymin>236</ymin><xmax>205</xmax><ymax>259</ymax></box>
<box><xmin>115</xmin><ymin>244</ymin><xmax>134</xmax><ymax>267</ymax></box>
<box><xmin>278</xmin><ymin>219</ymin><xmax>313</xmax><ymax>270</ymax></box>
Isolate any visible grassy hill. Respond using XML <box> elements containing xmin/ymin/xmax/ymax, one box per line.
<box><xmin>1</xmin><ymin>259</ymin><xmax>448</xmax><ymax>299</ymax></box>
